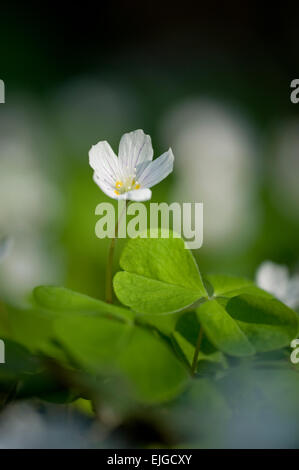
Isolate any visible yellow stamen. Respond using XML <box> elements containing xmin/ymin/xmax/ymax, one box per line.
<box><xmin>114</xmin><ymin>178</ymin><xmax>140</xmax><ymax>194</ymax></box>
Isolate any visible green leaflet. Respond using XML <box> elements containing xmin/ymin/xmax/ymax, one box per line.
<box><xmin>197</xmin><ymin>295</ymin><xmax>299</xmax><ymax>356</ymax></box>
<box><xmin>114</xmin><ymin>273</ymin><xmax>202</xmax><ymax>314</ymax></box>
<box><xmin>220</xmin><ymin>294</ymin><xmax>299</xmax><ymax>352</ymax></box>
<box><xmin>197</xmin><ymin>299</ymin><xmax>255</xmax><ymax>357</ymax></box>
<box><xmin>33</xmin><ymin>286</ymin><xmax>133</xmax><ymax>322</ymax></box>
<box><xmin>114</xmin><ymin>234</ymin><xmax>207</xmax><ymax>314</ymax></box>
<box><xmin>54</xmin><ymin>314</ymin><xmax>189</xmax><ymax>404</ymax></box>
<box><xmin>0</xmin><ymin>302</ymin><xmax>57</xmax><ymax>355</ymax></box>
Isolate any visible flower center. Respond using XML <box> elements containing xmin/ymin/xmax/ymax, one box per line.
<box><xmin>114</xmin><ymin>176</ymin><xmax>140</xmax><ymax>195</ymax></box>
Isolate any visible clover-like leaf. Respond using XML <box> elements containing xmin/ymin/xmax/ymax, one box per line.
<box><xmin>54</xmin><ymin>315</ymin><xmax>131</xmax><ymax>368</ymax></box>
<box><xmin>114</xmin><ymin>233</ymin><xmax>207</xmax><ymax>314</ymax></box>
<box><xmin>33</xmin><ymin>286</ymin><xmax>133</xmax><ymax>322</ymax></box>
<box><xmin>0</xmin><ymin>303</ymin><xmax>57</xmax><ymax>355</ymax></box>
<box><xmin>197</xmin><ymin>299</ymin><xmax>255</xmax><ymax>357</ymax></box>
<box><xmin>197</xmin><ymin>295</ymin><xmax>299</xmax><ymax>356</ymax></box>
<box><xmin>54</xmin><ymin>314</ymin><xmax>188</xmax><ymax>403</ymax></box>
<box><xmin>220</xmin><ymin>294</ymin><xmax>299</xmax><ymax>352</ymax></box>
<box><xmin>116</xmin><ymin>326</ymin><xmax>188</xmax><ymax>403</ymax></box>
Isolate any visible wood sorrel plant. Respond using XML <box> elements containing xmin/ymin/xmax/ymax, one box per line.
<box><xmin>89</xmin><ymin>129</ymin><xmax>298</xmax><ymax>380</ymax></box>
<box><xmin>1</xmin><ymin>130</ymin><xmax>298</xmax><ymax>411</ymax></box>
<box><xmin>89</xmin><ymin>129</ymin><xmax>174</xmax><ymax>304</ymax></box>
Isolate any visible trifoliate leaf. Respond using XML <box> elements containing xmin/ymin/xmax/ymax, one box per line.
<box><xmin>114</xmin><ymin>233</ymin><xmax>207</xmax><ymax>314</ymax></box>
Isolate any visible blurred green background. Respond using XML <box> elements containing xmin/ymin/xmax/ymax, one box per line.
<box><xmin>0</xmin><ymin>1</ymin><xmax>298</xmax><ymax>303</ymax></box>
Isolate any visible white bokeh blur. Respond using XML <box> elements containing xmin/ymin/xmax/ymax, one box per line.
<box><xmin>256</xmin><ymin>260</ymin><xmax>299</xmax><ymax>309</ymax></box>
<box><xmin>0</xmin><ymin>101</ymin><xmax>63</xmax><ymax>299</ymax></box>
<box><xmin>161</xmin><ymin>99</ymin><xmax>259</xmax><ymax>251</ymax></box>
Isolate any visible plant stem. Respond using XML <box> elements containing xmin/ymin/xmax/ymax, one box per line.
<box><xmin>105</xmin><ymin>201</ymin><xmax>127</xmax><ymax>304</ymax></box>
<box><xmin>105</xmin><ymin>237</ymin><xmax>117</xmax><ymax>304</ymax></box>
<box><xmin>191</xmin><ymin>327</ymin><xmax>204</xmax><ymax>376</ymax></box>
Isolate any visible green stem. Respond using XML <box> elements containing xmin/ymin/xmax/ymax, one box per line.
<box><xmin>105</xmin><ymin>201</ymin><xmax>128</xmax><ymax>304</ymax></box>
<box><xmin>191</xmin><ymin>327</ymin><xmax>204</xmax><ymax>376</ymax></box>
<box><xmin>105</xmin><ymin>238</ymin><xmax>116</xmax><ymax>304</ymax></box>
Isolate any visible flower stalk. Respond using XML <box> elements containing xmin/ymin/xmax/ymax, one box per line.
<box><xmin>191</xmin><ymin>327</ymin><xmax>204</xmax><ymax>376</ymax></box>
<box><xmin>105</xmin><ymin>201</ymin><xmax>128</xmax><ymax>303</ymax></box>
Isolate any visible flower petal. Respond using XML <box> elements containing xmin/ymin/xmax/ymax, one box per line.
<box><xmin>93</xmin><ymin>174</ymin><xmax>151</xmax><ymax>201</ymax></box>
<box><xmin>126</xmin><ymin>188</ymin><xmax>152</xmax><ymax>201</ymax></box>
<box><xmin>89</xmin><ymin>141</ymin><xmax>120</xmax><ymax>186</ymax></box>
<box><xmin>136</xmin><ymin>148</ymin><xmax>174</xmax><ymax>188</ymax></box>
<box><xmin>93</xmin><ymin>172</ymin><xmax>119</xmax><ymax>199</ymax></box>
<box><xmin>118</xmin><ymin>129</ymin><xmax>153</xmax><ymax>175</ymax></box>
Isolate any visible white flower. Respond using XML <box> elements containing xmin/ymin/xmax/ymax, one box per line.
<box><xmin>256</xmin><ymin>261</ymin><xmax>299</xmax><ymax>309</ymax></box>
<box><xmin>89</xmin><ymin>129</ymin><xmax>174</xmax><ymax>201</ymax></box>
